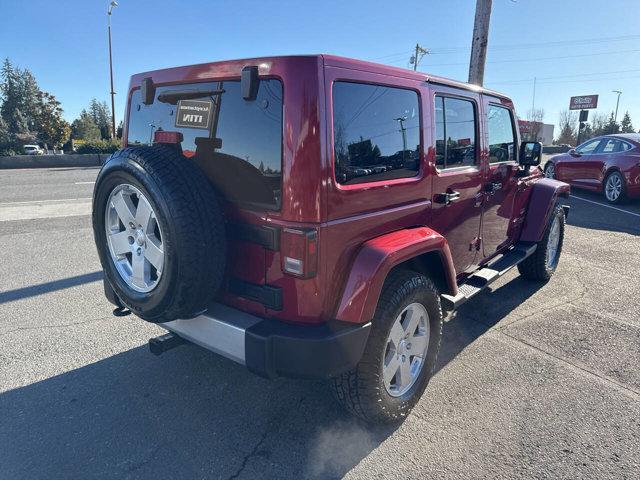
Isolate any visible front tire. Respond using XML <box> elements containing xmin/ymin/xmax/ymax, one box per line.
<box><xmin>518</xmin><ymin>204</ymin><xmax>565</xmax><ymax>281</ymax></box>
<box><xmin>544</xmin><ymin>162</ymin><xmax>555</xmax><ymax>179</ymax></box>
<box><xmin>330</xmin><ymin>270</ymin><xmax>443</xmax><ymax>424</ymax></box>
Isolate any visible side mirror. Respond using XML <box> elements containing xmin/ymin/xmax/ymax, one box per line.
<box><xmin>519</xmin><ymin>141</ymin><xmax>542</xmax><ymax>166</ymax></box>
<box><xmin>241</xmin><ymin>66</ymin><xmax>259</xmax><ymax>101</ymax></box>
<box><xmin>568</xmin><ymin>148</ymin><xmax>581</xmax><ymax>157</ymax></box>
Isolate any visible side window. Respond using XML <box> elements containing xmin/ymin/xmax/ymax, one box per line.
<box><xmin>333</xmin><ymin>82</ymin><xmax>420</xmax><ymax>185</ymax></box>
<box><xmin>487</xmin><ymin>105</ymin><xmax>516</xmax><ymax>163</ymax></box>
<box><xmin>600</xmin><ymin>139</ymin><xmax>619</xmax><ymax>153</ymax></box>
<box><xmin>618</xmin><ymin>141</ymin><xmax>632</xmax><ymax>152</ymax></box>
<box><xmin>576</xmin><ymin>139</ymin><xmax>601</xmax><ymax>155</ymax></box>
<box><xmin>434</xmin><ymin>95</ymin><xmax>477</xmax><ymax>169</ymax></box>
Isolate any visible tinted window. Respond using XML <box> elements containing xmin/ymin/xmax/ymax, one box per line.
<box><xmin>576</xmin><ymin>139</ymin><xmax>600</xmax><ymax>154</ymax></box>
<box><xmin>619</xmin><ymin>141</ymin><xmax>633</xmax><ymax>152</ymax></box>
<box><xmin>333</xmin><ymin>82</ymin><xmax>420</xmax><ymax>184</ymax></box>
<box><xmin>600</xmin><ymin>139</ymin><xmax>619</xmax><ymax>153</ymax></box>
<box><xmin>435</xmin><ymin>96</ymin><xmax>477</xmax><ymax>169</ymax></box>
<box><xmin>128</xmin><ymin>79</ymin><xmax>283</xmax><ymax>210</ymax></box>
<box><xmin>487</xmin><ymin>105</ymin><xmax>516</xmax><ymax>163</ymax></box>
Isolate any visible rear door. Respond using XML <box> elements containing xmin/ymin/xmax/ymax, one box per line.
<box><xmin>582</xmin><ymin>138</ymin><xmax>618</xmax><ymax>187</ymax></box>
<box><xmin>481</xmin><ymin>98</ymin><xmax>519</xmax><ymax>257</ymax></box>
<box><xmin>429</xmin><ymin>86</ymin><xmax>483</xmax><ymax>274</ymax></box>
<box><xmin>126</xmin><ymin>78</ymin><xmax>284</xmax><ymax>315</ymax></box>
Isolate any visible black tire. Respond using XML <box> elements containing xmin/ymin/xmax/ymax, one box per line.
<box><xmin>518</xmin><ymin>204</ymin><xmax>565</xmax><ymax>281</ymax></box>
<box><xmin>603</xmin><ymin>171</ymin><xmax>627</xmax><ymax>204</ymax></box>
<box><xmin>93</xmin><ymin>145</ymin><xmax>226</xmax><ymax>322</ymax></box>
<box><xmin>330</xmin><ymin>270</ymin><xmax>443</xmax><ymax>424</ymax></box>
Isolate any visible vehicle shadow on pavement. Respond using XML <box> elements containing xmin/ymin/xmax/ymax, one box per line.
<box><xmin>0</xmin><ymin>341</ymin><xmax>398</xmax><ymax>480</ymax></box>
<box><xmin>0</xmin><ymin>271</ymin><xmax>103</xmax><ymax>305</ymax></box>
<box><xmin>436</xmin><ymin>275</ymin><xmax>546</xmax><ymax>373</ymax></box>
<box><xmin>565</xmin><ymin>193</ymin><xmax>640</xmax><ymax>236</ymax></box>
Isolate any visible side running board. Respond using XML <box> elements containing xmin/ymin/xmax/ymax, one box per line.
<box><xmin>440</xmin><ymin>243</ymin><xmax>537</xmax><ymax>311</ymax></box>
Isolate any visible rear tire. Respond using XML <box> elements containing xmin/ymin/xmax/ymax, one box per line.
<box><xmin>93</xmin><ymin>145</ymin><xmax>226</xmax><ymax>322</ymax></box>
<box><xmin>330</xmin><ymin>270</ymin><xmax>443</xmax><ymax>424</ymax></box>
<box><xmin>518</xmin><ymin>204</ymin><xmax>565</xmax><ymax>281</ymax></box>
<box><xmin>604</xmin><ymin>171</ymin><xmax>626</xmax><ymax>204</ymax></box>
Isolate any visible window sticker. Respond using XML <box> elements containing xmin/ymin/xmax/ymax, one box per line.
<box><xmin>175</xmin><ymin>99</ymin><xmax>213</xmax><ymax>129</ymax></box>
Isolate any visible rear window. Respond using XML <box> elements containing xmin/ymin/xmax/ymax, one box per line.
<box><xmin>127</xmin><ymin>79</ymin><xmax>283</xmax><ymax>210</ymax></box>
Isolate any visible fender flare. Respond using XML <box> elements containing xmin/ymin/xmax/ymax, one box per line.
<box><xmin>519</xmin><ymin>178</ymin><xmax>570</xmax><ymax>243</ymax></box>
<box><xmin>335</xmin><ymin>227</ymin><xmax>457</xmax><ymax>324</ymax></box>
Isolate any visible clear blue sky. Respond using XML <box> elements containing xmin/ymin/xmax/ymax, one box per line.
<box><xmin>2</xmin><ymin>0</ymin><xmax>639</xmax><ymax>135</ymax></box>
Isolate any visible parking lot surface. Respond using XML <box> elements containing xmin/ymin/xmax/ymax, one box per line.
<box><xmin>0</xmin><ymin>167</ymin><xmax>638</xmax><ymax>479</ymax></box>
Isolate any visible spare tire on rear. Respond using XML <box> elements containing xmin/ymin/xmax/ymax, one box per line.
<box><xmin>92</xmin><ymin>145</ymin><xmax>226</xmax><ymax>323</ymax></box>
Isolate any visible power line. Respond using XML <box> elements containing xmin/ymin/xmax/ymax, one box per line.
<box><xmin>426</xmin><ymin>33</ymin><xmax>640</xmax><ymax>55</ymax></box>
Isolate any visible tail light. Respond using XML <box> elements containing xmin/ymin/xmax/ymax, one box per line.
<box><xmin>281</xmin><ymin>228</ymin><xmax>318</xmax><ymax>278</ymax></box>
<box><xmin>154</xmin><ymin>130</ymin><xmax>183</xmax><ymax>144</ymax></box>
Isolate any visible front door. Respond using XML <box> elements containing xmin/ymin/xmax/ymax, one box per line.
<box><xmin>481</xmin><ymin>98</ymin><xmax>519</xmax><ymax>257</ymax></box>
<box><xmin>429</xmin><ymin>87</ymin><xmax>483</xmax><ymax>274</ymax></box>
<box><xmin>559</xmin><ymin>138</ymin><xmax>602</xmax><ymax>183</ymax></box>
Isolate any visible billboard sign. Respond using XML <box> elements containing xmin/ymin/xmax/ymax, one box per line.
<box><xmin>569</xmin><ymin>95</ymin><xmax>598</xmax><ymax>110</ymax></box>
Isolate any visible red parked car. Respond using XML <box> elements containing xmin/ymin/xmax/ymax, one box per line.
<box><xmin>544</xmin><ymin>134</ymin><xmax>640</xmax><ymax>203</ymax></box>
<box><xmin>92</xmin><ymin>55</ymin><xmax>569</xmax><ymax>423</ymax></box>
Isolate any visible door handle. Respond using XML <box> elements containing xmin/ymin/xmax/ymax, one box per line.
<box><xmin>434</xmin><ymin>190</ymin><xmax>461</xmax><ymax>205</ymax></box>
<box><xmin>485</xmin><ymin>182</ymin><xmax>502</xmax><ymax>193</ymax></box>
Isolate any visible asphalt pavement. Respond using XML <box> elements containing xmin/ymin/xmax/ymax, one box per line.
<box><xmin>0</xmin><ymin>166</ymin><xmax>638</xmax><ymax>479</ymax></box>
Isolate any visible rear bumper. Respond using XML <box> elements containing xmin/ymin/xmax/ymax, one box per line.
<box><xmin>161</xmin><ymin>303</ymin><xmax>371</xmax><ymax>379</ymax></box>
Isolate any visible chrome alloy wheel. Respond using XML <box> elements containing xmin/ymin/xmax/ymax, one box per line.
<box><xmin>546</xmin><ymin>214</ymin><xmax>561</xmax><ymax>268</ymax></box>
<box><xmin>545</xmin><ymin>162</ymin><xmax>555</xmax><ymax>179</ymax></box>
<box><xmin>382</xmin><ymin>302</ymin><xmax>430</xmax><ymax>397</ymax></box>
<box><xmin>605</xmin><ymin>174</ymin><xmax>623</xmax><ymax>202</ymax></box>
<box><xmin>105</xmin><ymin>184</ymin><xmax>165</xmax><ymax>293</ymax></box>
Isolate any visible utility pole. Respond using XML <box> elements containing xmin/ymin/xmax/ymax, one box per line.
<box><xmin>107</xmin><ymin>1</ymin><xmax>119</xmax><ymax>139</ymax></box>
<box><xmin>531</xmin><ymin>77</ymin><xmax>537</xmax><ymax>113</ymax></box>
<box><xmin>612</xmin><ymin>90</ymin><xmax>622</xmax><ymax>124</ymax></box>
<box><xmin>468</xmin><ymin>0</ymin><xmax>493</xmax><ymax>86</ymax></box>
<box><xmin>410</xmin><ymin>43</ymin><xmax>429</xmax><ymax>71</ymax></box>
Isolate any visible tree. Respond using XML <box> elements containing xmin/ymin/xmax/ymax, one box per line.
<box><xmin>116</xmin><ymin>120</ymin><xmax>124</xmax><ymax>139</ymax></box>
<box><xmin>602</xmin><ymin>112</ymin><xmax>620</xmax><ymax>135</ymax></box>
<box><xmin>71</xmin><ymin>109</ymin><xmax>101</xmax><ymax>140</ymax></box>
<box><xmin>556</xmin><ymin>110</ymin><xmax>577</xmax><ymax>146</ymax></box>
<box><xmin>620</xmin><ymin>111</ymin><xmax>634</xmax><ymax>133</ymax></box>
<box><xmin>89</xmin><ymin>98</ymin><xmax>112</xmax><ymax>139</ymax></box>
<box><xmin>35</xmin><ymin>91</ymin><xmax>70</xmax><ymax>149</ymax></box>
<box><xmin>526</xmin><ymin>108</ymin><xmax>545</xmax><ymax>142</ymax></box>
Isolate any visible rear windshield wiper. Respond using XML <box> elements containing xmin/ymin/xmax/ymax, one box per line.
<box><xmin>157</xmin><ymin>89</ymin><xmax>225</xmax><ymax>104</ymax></box>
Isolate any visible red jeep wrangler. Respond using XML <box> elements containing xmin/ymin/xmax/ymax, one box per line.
<box><xmin>92</xmin><ymin>55</ymin><xmax>569</xmax><ymax>423</ymax></box>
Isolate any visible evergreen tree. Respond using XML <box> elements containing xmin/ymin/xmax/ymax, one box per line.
<box><xmin>89</xmin><ymin>98</ymin><xmax>112</xmax><ymax>139</ymax></box>
<box><xmin>620</xmin><ymin>111</ymin><xmax>634</xmax><ymax>133</ymax></box>
<box><xmin>71</xmin><ymin>109</ymin><xmax>101</xmax><ymax>140</ymax></box>
<box><xmin>603</xmin><ymin>112</ymin><xmax>620</xmax><ymax>135</ymax></box>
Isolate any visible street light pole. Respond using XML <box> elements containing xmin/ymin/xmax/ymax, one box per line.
<box><xmin>612</xmin><ymin>90</ymin><xmax>622</xmax><ymax>124</ymax></box>
<box><xmin>108</xmin><ymin>1</ymin><xmax>119</xmax><ymax>139</ymax></box>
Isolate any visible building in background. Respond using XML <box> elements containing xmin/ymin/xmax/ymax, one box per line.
<box><xmin>518</xmin><ymin>120</ymin><xmax>555</xmax><ymax>145</ymax></box>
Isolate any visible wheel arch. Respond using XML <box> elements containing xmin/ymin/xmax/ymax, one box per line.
<box><xmin>334</xmin><ymin>227</ymin><xmax>457</xmax><ymax>324</ymax></box>
<box><xmin>519</xmin><ymin>178</ymin><xmax>570</xmax><ymax>243</ymax></box>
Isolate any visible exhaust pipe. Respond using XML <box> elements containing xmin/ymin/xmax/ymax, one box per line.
<box><xmin>149</xmin><ymin>332</ymin><xmax>187</xmax><ymax>356</ymax></box>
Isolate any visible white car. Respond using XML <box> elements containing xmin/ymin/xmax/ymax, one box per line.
<box><xmin>23</xmin><ymin>145</ymin><xmax>44</xmax><ymax>155</ymax></box>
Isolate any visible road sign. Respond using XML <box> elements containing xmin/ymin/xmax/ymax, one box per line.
<box><xmin>569</xmin><ymin>95</ymin><xmax>598</xmax><ymax>110</ymax></box>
